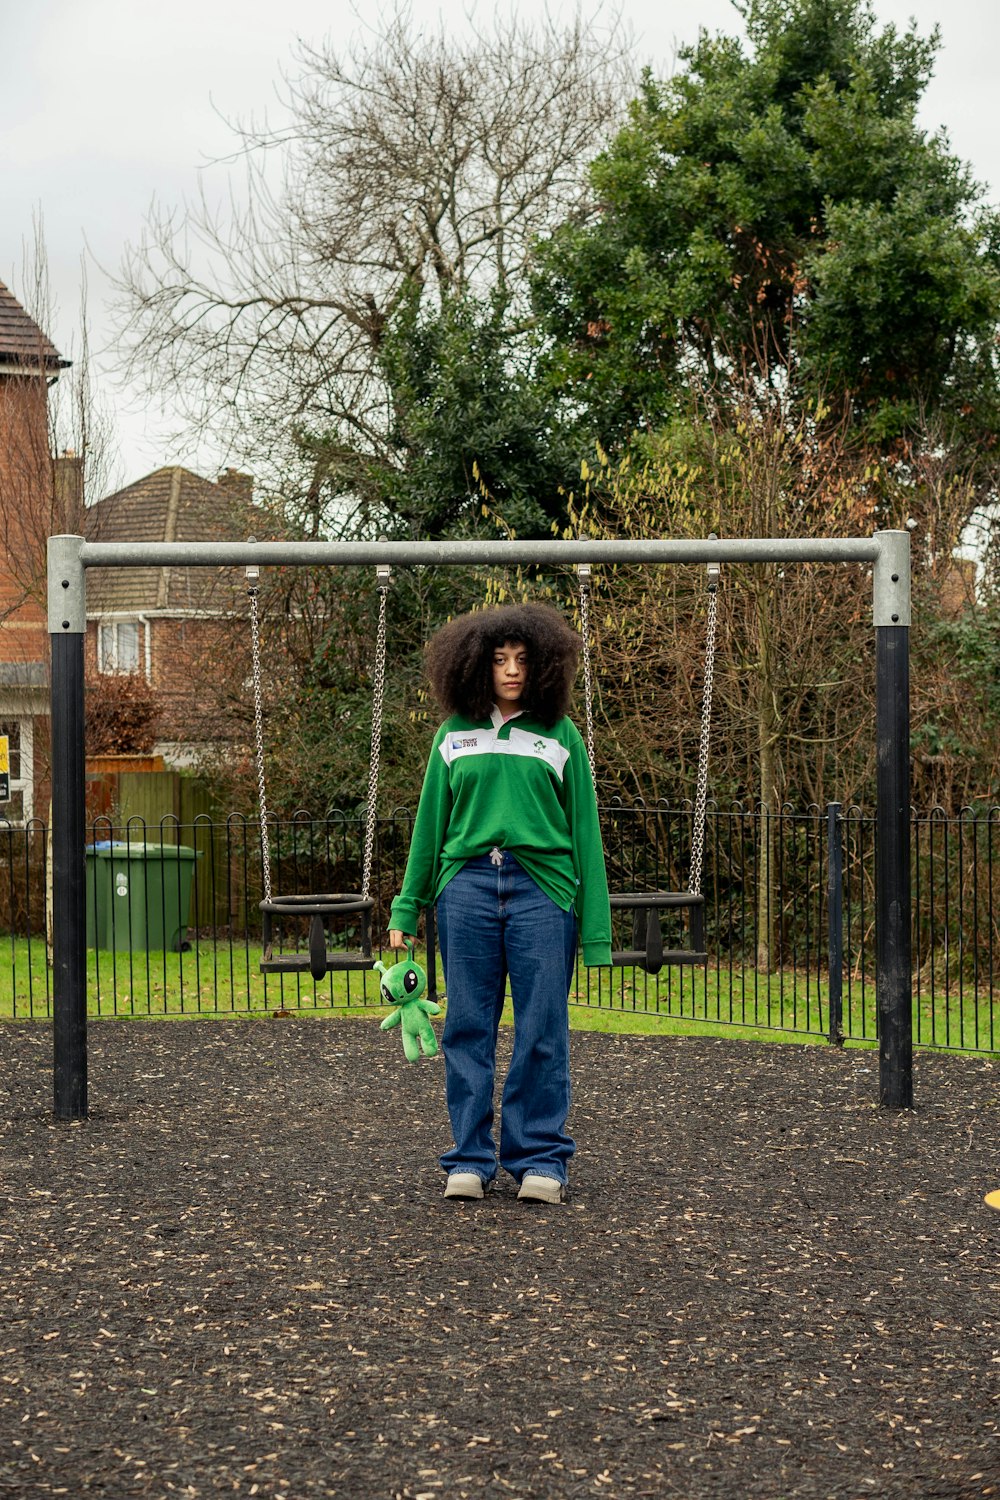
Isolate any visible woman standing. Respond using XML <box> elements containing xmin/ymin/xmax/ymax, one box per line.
<box><xmin>388</xmin><ymin>603</ymin><xmax>611</xmax><ymax>1203</ymax></box>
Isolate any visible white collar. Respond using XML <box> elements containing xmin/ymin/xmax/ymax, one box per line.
<box><xmin>490</xmin><ymin>704</ymin><xmax>523</xmax><ymax>729</ymax></box>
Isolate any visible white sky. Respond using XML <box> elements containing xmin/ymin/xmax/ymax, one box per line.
<box><xmin>3</xmin><ymin>0</ymin><xmax>998</xmax><ymax>490</ymax></box>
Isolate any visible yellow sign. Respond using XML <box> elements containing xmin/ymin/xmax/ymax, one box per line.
<box><xmin>0</xmin><ymin>735</ymin><xmax>8</xmax><ymax>803</ymax></box>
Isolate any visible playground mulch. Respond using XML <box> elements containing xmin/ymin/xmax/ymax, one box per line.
<box><xmin>0</xmin><ymin>1019</ymin><xmax>998</xmax><ymax>1500</ymax></box>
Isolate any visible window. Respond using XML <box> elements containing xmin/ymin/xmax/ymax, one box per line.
<box><xmin>0</xmin><ymin>719</ymin><xmax>32</xmax><ymax>824</ymax></box>
<box><xmin>98</xmin><ymin>620</ymin><xmax>141</xmax><ymax>674</ymax></box>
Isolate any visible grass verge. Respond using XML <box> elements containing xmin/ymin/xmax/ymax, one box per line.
<box><xmin>2</xmin><ymin>937</ymin><xmax>995</xmax><ymax>1054</ymax></box>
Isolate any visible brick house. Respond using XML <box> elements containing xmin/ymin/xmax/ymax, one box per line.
<box><xmin>84</xmin><ymin>465</ymin><xmax>262</xmax><ymax>764</ymax></box>
<box><xmin>0</xmin><ymin>279</ymin><xmax>73</xmax><ymax>824</ymax></box>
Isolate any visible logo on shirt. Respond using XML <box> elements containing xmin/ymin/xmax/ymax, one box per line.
<box><xmin>451</xmin><ymin>736</ymin><xmax>480</xmax><ymax>750</ymax></box>
<box><xmin>534</xmin><ymin>740</ymin><xmax>546</xmax><ymax>752</ymax></box>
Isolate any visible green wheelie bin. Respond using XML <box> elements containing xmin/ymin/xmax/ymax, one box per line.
<box><xmin>85</xmin><ymin>841</ymin><xmax>201</xmax><ymax>951</ymax></box>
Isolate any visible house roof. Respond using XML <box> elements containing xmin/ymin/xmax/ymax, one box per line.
<box><xmin>0</xmin><ymin>281</ymin><xmax>68</xmax><ymax>372</ymax></box>
<box><xmin>84</xmin><ymin>465</ymin><xmax>264</xmax><ymax>614</ymax></box>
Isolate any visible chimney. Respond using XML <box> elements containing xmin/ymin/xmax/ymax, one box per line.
<box><xmin>216</xmin><ymin>468</ymin><xmax>253</xmax><ymax>509</ymax></box>
<box><xmin>53</xmin><ymin>450</ymin><xmax>84</xmax><ymax>530</ymax></box>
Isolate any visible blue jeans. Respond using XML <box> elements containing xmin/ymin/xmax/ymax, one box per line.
<box><xmin>436</xmin><ymin>851</ymin><xmax>578</xmax><ymax>1185</ymax></box>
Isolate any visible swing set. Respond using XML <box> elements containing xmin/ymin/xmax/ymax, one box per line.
<box><xmin>46</xmin><ymin>529</ymin><xmax>913</xmax><ymax>1119</ymax></box>
<box><xmin>246</xmin><ymin>553</ymin><xmax>387</xmax><ymax>980</ymax></box>
<box><xmin>245</xmin><ymin>554</ymin><xmax>721</xmax><ymax>979</ymax></box>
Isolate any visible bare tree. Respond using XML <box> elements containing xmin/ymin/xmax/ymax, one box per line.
<box><xmin>114</xmin><ymin>5</ymin><xmax>634</xmax><ymax>522</ymax></box>
<box><xmin>565</xmin><ymin>375</ymin><xmax>892</xmax><ymax>968</ymax></box>
<box><xmin>3</xmin><ymin>233</ymin><xmax>119</xmax><ymax>561</ymax></box>
<box><xmin>0</xmin><ymin>233</ymin><xmax>102</xmax><ymax>634</ymax></box>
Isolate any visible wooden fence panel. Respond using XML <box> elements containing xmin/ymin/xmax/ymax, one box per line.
<box><xmin>178</xmin><ymin>777</ymin><xmax>227</xmax><ymax>926</ymax></box>
<box><xmin>117</xmin><ymin>772</ymin><xmax>179</xmax><ymax>832</ymax></box>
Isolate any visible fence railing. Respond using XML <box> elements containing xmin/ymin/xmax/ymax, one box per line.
<box><xmin>1</xmin><ymin>803</ymin><xmax>997</xmax><ymax>1053</ymax></box>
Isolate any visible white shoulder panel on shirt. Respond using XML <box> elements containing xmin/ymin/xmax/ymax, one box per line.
<box><xmin>438</xmin><ymin>724</ymin><xmax>569</xmax><ymax>781</ymax></box>
<box><xmin>504</xmin><ymin>726</ymin><xmax>570</xmax><ymax>780</ymax></box>
<box><xmin>438</xmin><ymin>728</ymin><xmax>490</xmax><ymax>765</ymax></box>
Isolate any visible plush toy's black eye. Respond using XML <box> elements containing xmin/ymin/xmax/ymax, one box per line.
<box><xmin>404</xmin><ymin>968</ymin><xmax>420</xmax><ymax>993</ymax></box>
<box><xmin>381</xmin><ymin>981</ymin><xmax>392</xmax><ymax>1001</ymax></box>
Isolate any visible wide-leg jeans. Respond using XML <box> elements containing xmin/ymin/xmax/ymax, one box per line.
<box><xmin>436</xmin><ymin>851</ymin><xmax>577</xmax><ymax>1185</ymax></box>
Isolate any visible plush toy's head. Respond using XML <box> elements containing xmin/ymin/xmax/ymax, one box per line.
<box><xmin>374</xmin><ymin>948</ymin><xmax>427</xmax><ymax>1005</ymax></box>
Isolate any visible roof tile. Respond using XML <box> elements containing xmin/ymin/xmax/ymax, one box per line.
<box><xmin>0</xmin><ymin>281</ymin><xmax>67</xmax><ymax>370</ymax></box>
<box><xmin>85</xmin><ymin>466</ymin><xmax>264</xmax><ymax>614</ymax></box>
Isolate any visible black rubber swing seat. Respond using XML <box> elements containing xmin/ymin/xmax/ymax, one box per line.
<box><xmin>609</xmin><ymin>891</ymin><xmax>707</xmax><ymax>973</ymax></box>
<box><xmin>259</xmin><ymin>893</ymin><xmax>376</xmax><ymax>981</ymax></box>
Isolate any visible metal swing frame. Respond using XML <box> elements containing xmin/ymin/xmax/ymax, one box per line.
<box><xmin>577</xmin><ymin>558</ymin><xmax>718</xmax><ymax>972</ymax></box>
<box><xmin>47</xmin><ymin>530</ymin><xmax>914</xmax><ymax>1119</ymax></box>
<box><xmin>247</xmin><ymin>553</ymin><xmax>390</xmax><ymax>979</ymax></box>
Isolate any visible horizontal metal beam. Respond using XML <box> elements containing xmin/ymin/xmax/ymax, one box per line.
<box><xmin>76</xmin><ymin>536</ymin><xmax>883</xmax><ymax>569</ymax></box>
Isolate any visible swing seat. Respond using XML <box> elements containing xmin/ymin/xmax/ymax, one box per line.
<box><xmin>259</xmin><ymin>893</ymin><xmax>376</xmax><ymax>981</ymax></box>
<box><xmin>609</xmin><ymin>891</ymin><xmax>706</xmax><ymax>973</ymax></box>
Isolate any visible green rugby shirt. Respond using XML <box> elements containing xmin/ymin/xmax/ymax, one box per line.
<box><xmin>389</xmin><ymin>705</ymin><xmax>612</xmax><ymax>966</ymax></box>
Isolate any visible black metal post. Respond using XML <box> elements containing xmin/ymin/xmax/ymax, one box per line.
<box><xmin>875</xmin><ymin>626</ymin><xmax>912</xmax><ymax>1107</ymax></box>
<box><xmin>827</xmin><ymin>803</ymin><xmax>844</xmax><ymax>1046</ymax></box>
<box><xmin>51</xmin><ymin>630</ymin><xmax>87</xmax><ymax>1119</ymax></box>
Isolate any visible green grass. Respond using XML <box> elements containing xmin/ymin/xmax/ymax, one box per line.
<box><xmin>0</xmin><ymin>937</ymin><xmax>377</xmax><ymax>1020</ymax></box>
<box><xmin>2</xmin><ymin>936</ymin><xmax>996</xmax><ymax>1053</ymax></box>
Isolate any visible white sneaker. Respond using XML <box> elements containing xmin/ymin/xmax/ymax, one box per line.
<box><xmin>444</xmin><ymin>1172</ymin><xmax>485</xmax><ymax>1199</ymax></box>
<box><xmin>517</xmin><ymin>1174</ymin><xmax>566</xmax><ymax>1204</ymax></box>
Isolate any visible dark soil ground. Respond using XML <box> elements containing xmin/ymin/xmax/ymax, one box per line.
<box><xmin>1</xmin><ymin>1020</ymin><xmax>998</xmax><ymax>1499</ymax></box>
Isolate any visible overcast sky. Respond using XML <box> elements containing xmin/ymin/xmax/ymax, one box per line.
<box><xmin>3</xmin><ymin>0</ymin><xmax>998</xmax><ymax>491</ymax></box>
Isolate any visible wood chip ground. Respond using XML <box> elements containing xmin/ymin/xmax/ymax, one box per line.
<box><xmin>1</xmin><ymin>1020</ymin><xmax>998</xmax><ymax>1498</ymax></box>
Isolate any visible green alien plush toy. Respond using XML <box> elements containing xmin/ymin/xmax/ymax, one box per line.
<box><xmin>376</xmin><ymin>942</ymin><xmax>441</xmax><ymax>1061</ymax></box>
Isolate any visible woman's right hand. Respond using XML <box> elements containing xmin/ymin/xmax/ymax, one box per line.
<box><xmin>388</xmin><ymin>930</ymin><xmax>413</xmax><ymax>950</ymax></box>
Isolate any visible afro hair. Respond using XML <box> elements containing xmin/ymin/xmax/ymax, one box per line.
<box><xmin>425</xmin><ymin>603</ymin><xmax>580</xmax><ymax>727</ymax></box>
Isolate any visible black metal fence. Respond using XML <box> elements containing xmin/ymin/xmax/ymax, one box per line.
<box><xmin>1</xmin><ymin>802</ymin><xmax>998</xmax><ymax>1054</ymax></box>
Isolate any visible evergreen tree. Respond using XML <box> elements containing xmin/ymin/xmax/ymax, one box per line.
<box><xmin>533</xmin><ymin>0</ymin><xmax>1000</xmax><ymax>455</ymax></box>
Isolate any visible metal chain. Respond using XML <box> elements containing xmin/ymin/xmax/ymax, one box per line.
<box><xmin>361</xmin><ymin>572</ymin><xmax>390</xmax><ymax>900</ymax></box>
<box><xmin>577</xmin><ymin>564</ymin><xmax>597</xmax><ymax>788</ymax></box>
<box><xmin>248</xmin><ymin>553</ymin><xmax>389</xmax><ymax>908</ymax></box>
<box><xmin>247</xmin><ymin>580</ymin><xmax>272</xmax><ymax>906</ymax></box>
<box><xmin>688</xmin><ymin>571</ymin><xmax>720</xmax><ymax>898</ymax></box>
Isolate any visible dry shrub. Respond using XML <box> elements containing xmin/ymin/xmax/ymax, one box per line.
<box><xmin>85</xmin><ymin>674</ymin><xmax>160</xmax><ymax>754</ymax></box>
